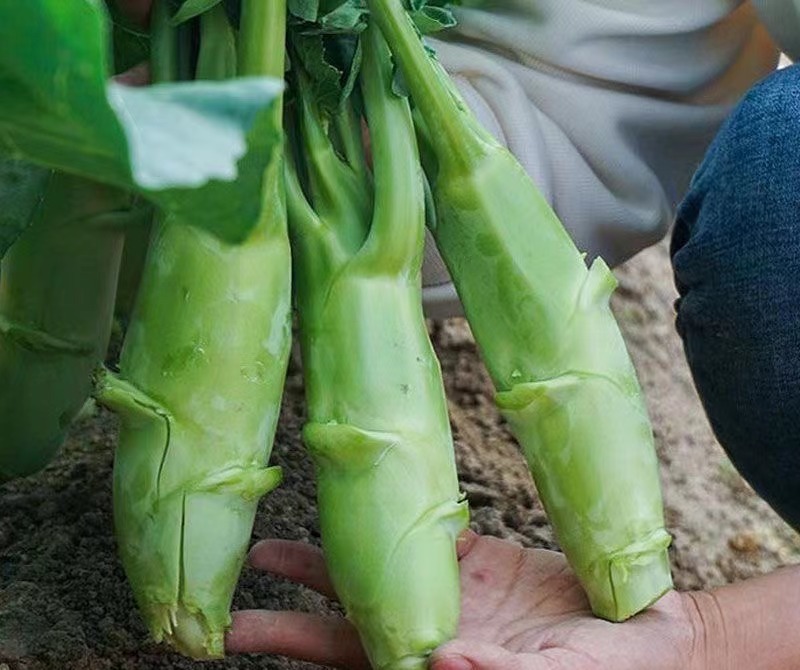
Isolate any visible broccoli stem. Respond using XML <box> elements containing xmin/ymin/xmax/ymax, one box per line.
<box><xmin>293</xmin><ymin>71</ymin><xmax>372</xmax><ymax>250</ymax></box>
<box><xmin>0</xmin><ymin>174</ymin><xmax>131</xmax><ymax>480</ymax></box>
<box><xmin>99</xmin><ymin>210</ymin><xmax>290</xmax><ymax>657</ymax></box>
<box><xmin>363</xmin><ymin>0</ymin><xmax>489</xmax><ymax>173</ymax></box>
<box><xmin>196</xmin><ymin>4</ymin><xmax>237</xmax><ymax>81</ymax></box>
<box><xmin>334</xmin><ymin>103</ymin><xmax>369</xmax><ymax>180</ymax></box>
<box><xmin>96</xmin><ymin>2</ymin><xmax>292</xmax><ymax>657</ymax></box>
<box><xmin>239</xmin><ymin>0</ymin><xmax>286</xmax><ymax>81</ymax></box>
<box><xmin>288</xmin><ymin>25</ymin><xmax>467</xmax><ymax>670</ymax></box>
<box><xmin>150</xmin><ymin>0</ymin><xmax>180</xmax><ymax>84</ymax></box>
<box><xmin>368</xmin><ymin>0</ymin><xmax>673</xmax><ymax>621</ymax></box>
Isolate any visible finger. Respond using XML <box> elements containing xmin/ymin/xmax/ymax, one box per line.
<box><xmin>113</xmin><ymin>62</ymin><xmax>150</xmax><ymax>87</ymax></box>
<box><xmin>226</xmin><ymin>610</ymin><xmax>370</xmax><ymax>670</ymax></box>
<box><xmin>116</xmin><ymin>0</ymin><xmax>152</xmax><ymax>27</ymax></box>
<box><xmin>431</xmin><ymin>640</ymin><xmax>552</xmax><ymax>670</ymax></box>
<box><xmin>249</xmin><ymin>539</ymin><xmax>338</xmax><ymax>600</ymax></box>
<box><xmin>456</xmin><ymin>529</ymin><xmax>480</xmax><ymax>560</ymax></box>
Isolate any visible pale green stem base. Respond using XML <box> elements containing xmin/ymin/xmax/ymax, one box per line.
<box><xmin>300</xmin><ymin>278</ymin><xmax>467</xmax><ymax>670</ymax></box>
<box><xmin>98</xmin><ymin>195</ymin><xmax>291</xmax><ymax>657</ymax></box>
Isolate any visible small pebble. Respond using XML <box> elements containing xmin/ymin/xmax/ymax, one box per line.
<box><xmin>729</xmin><ymin>532</ymin><xmax>761</xmax><ymax>554</ymax></box>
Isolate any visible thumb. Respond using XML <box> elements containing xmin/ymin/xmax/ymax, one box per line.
<box><xmin>430</xmin><ymin>640</ymin><xmax>550</xmax><ymax>670</ymax></box>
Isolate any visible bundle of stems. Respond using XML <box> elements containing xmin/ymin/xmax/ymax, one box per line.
<box><xmin>0</xmin><ymin>0</ymin><xmax>673</xmax><ymax>663</ymax></box>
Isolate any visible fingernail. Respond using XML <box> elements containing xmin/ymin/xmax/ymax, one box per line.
<box><xmin>455</xmin><ymin>530</ymin><xmax>479</xmax><ymax>558</ymax></box>
<box><xmin>433</xmin><ymin>654</ymin><xmax>474</xmax><ymax>670</ymax></box>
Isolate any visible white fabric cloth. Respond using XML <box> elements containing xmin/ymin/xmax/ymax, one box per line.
<box><xmin>422</xmin><ymin>0</ymin><xmax>789</xmax><ymax>317</ymax></box>
<box><xmin>752</xmin><ymin>0</ymin><xmax>800</xmax><ymax>60</ymax></box>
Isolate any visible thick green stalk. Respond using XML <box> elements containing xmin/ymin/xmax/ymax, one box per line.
<box><xmin>150</xmin><ymin>0</ymin><xmax>179</xmax><ymax>84</ymax></box>
<box><xmin>196</xmin><ymin>4</ymin><xmax>237</xmax><ymax>81</ymax></box>
<box><xmin>98</xmin><ymin>205</ymin><xmax>289</xmax><ymax>658</ymax></box>
<box><xmin>239</xmin><ymin>0</ymin><xmax>286</xmax><ymax>98</ymax></box>
<box><xmin>293</xmin><ymin>74</ymin><xmax>372</xmax><ymax>249</ymax></box>
<box><xmin>302</xmin><ymin>285</ymin><xmax>466</xmax><ymax>670</ymax></box>
<box><xmin>96</xmin><ymin>3</ymin><xmax>292</xmax><ymax>657</ymax></box>
<box><xmin>0</xmin><ymin>173</ymin><xmax>131</xmax><ymax>480</ymax></box>
<box><xmin>364</xmin><ymin>0</ymin><xmax>493</xmax><ymax>175</ymax></box>
<box><xmin>368</xmin><ymin>0</ymin><xmax>672</xmax><ymax>621</ymax></box>
<box><xmin>289</xmin><ymin>26</ymin><xmax>467</xmax><ymax>670</ymax></box>
<box><xmin>334</xmin><ymin>104</ymin><xmax>369</xmax><ymax>180</ymax></box>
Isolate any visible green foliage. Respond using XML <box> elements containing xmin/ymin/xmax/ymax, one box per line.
<box><xmin>289</xmin><ymin>0</ymin><xmax>321</xmax><ymax>20</ymax></box>
<box><xmin>0</xmin><ymin>0</ymin><xmax>282</xmax><ymax>243</ymax></box>
<box><xmin>409</xmin><ymin>3</ymin><xmax>456</xmax><ymax>32</ymax></box>
<box><xmin>293</xmin><ymin>0</ymin><xmax>459</xmax><ymax>32</ymax></box>
<box><xmin>286</xmin><ymin>0</ymin><xmax>457</xmax><ymax>117</ymax></box>
<box><xmin>318</xmin><ymin>2</ymin><xmax>370</xmax><ymax>31</ymax></box>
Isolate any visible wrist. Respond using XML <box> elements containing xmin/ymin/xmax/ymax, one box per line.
<box><xmin>684</xmin><ymin>566</ymin><xmax>800</xmax><ymax>670</ymax></box>
<box><xmin>683</xmin><ymin>590</ymin><xmax>732</xmax><ymax>670</ymax></box>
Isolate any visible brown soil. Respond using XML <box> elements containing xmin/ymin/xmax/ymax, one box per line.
<box><xmin>2</xmin><ymin>241</ymin><xmax>798</xmax><ymax>669</ymax></box>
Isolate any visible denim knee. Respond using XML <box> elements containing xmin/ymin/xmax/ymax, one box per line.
<box><xmin>671</xmin><ymin>64</ymin><xmax>800</xmax><ymax>528</ymax></box>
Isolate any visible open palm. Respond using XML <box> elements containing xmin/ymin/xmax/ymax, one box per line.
<box><xmin>226</xmin><ymin>532</ymin><xmax>702</xmax><ymax>670</ymax></box>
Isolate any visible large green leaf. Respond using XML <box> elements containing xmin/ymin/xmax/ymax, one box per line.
<box><xmin>289</xmin><ymin>0</ymin><xmax>321</xmax><ymax>21</ymax></box>
<box><xmin>0</xmin><ymin>0</ymin><xmax>283</xmax><ymax>243</ymax></box>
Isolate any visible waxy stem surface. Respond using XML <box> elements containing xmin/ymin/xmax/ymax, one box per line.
<box><xmin>367</xmin><ymin>0</ymin><xmax>673</xmax><ymax>621</ymax></box>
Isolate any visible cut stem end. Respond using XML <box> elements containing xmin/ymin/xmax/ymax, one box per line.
<box><xmin>590</xmin><ymin>542</ymin><xmax>673</xmax><ymax>622</ymax></box>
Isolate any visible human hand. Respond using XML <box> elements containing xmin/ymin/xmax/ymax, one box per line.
<box><xmin>109</xmin><ymin>0</ymin><xmax>151</xmax><ymax>86</ymax></box>
<box><xmin>226</xmin><ymin>531</ymin><xmax>708</xmax><ymax>670</ymax></box>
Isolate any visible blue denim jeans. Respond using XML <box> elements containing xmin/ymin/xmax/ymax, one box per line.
<box><xmin>671</xmin><ymin>64</ymin><xmax>800</xmax><ymax>529</ymax></box>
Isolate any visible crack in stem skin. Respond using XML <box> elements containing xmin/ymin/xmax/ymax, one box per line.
<box><xmin>98</xmin><ymin>209</ymin><xmax>291</xmax><ymax>657</ymax></box>
<box><xmin>90</xmin><ymin>2</ymin><xmax>293</xmax><ymax>658</ymax></box>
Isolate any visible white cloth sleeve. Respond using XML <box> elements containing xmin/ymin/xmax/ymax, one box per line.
<box><xmin>421</xmin><ymin>0</ymin><xmax>780</xmax><ymax>317</ymax></box>
<box><xmin>752</xmin><ymin>0</ymin><xmax>800</xmax><ymax>60</ymax></box>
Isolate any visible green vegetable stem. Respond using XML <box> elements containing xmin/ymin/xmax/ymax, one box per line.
<box><xmin>288</xmin><ymin>23</ymin><xmax>468</xmax><ymax>670</ymax></box>
<box><xmin>367</xmin><ymin>0</ymin><xmax>673</xmax><ymax>622</ymax></box>
<box><xmin>95</xmin><ymin>1</ymin><xmax>292</xmax><ymax>657</ymax></box>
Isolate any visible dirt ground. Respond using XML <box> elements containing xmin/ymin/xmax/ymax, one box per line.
<box><xmin>2</xmin><ymin>240</ymin><xmax>799</xmax><ymax>669</ymax></box>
